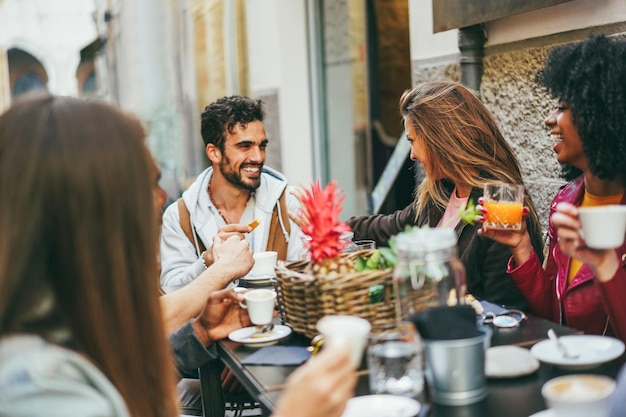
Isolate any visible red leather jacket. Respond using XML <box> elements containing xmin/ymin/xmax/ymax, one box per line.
<box><xmin>508</xmin><ymin>176</ymin><xmax>626</xmax><ymax>342</ymax></box>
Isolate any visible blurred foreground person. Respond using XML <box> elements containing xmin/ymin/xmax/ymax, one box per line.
<box><xmin>0</xmin><ymin>94</ymin><xmax>179</xmax><ymax>417</ymax></box>
<box><xmin>0</xmin><ymin>94</ymin><xmax>355</xmax><ymax>417</ymax></box>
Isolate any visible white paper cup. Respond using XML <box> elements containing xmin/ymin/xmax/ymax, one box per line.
<box><xmin>250</xmin><ymin>251</ymin><xmax>278</xmax><ymax>278</ymax></box>
<box><xmin>239</xmin><ymin>289</ymin><xmax>276</xmax><ymax>325</ymax></box>
<box><xmin>542</xmin><ymin>374</ymin><xmax>616</xmax><ymax>417</ymax></box>
<box><xmin>578</xmin><ymin>205</ymin><xmax>626</xmax><ymax>249</ymax></box>
<box><xmin>316</xmin><ymin>315</ymin><xmax>371</xmax><ymax>368</ymax></box>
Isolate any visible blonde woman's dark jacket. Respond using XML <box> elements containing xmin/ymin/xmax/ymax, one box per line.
<box><xmin>348</xmin><ymin>181</ymin><xmax>544</xmax><ymax>311</ymax></box>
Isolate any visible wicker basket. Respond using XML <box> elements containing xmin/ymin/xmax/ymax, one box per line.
<box><xmin>274</xmin><ymin>251</ymin><xmax>398</xmax><ymax>339</ymax></box>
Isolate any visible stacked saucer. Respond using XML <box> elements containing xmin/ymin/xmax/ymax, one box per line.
<box><xmin>241</xmin><ymin>274</ymin><xmax>276</xmax><ymax>289</ymax></box>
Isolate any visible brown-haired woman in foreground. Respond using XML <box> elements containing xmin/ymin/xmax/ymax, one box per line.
<box><xmin>0</xmin><ymin>94</ymin><xmax>178</xmax><ymax>417</ymax></box>
<box><xmin>0</xmin><ymin>94</ymin><xmax>356</xmax><ymax>417</ymax></box>
<box><xmin>349</xmin><ymin>80</ymin><xmax>544</xmax><ymax>310</ymax></box>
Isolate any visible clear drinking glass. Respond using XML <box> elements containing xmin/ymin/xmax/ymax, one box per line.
<box><xmin>367</xmin><ymin>322</ymin><xmax>424</xmax><ymax>398</ymax></box>
<box><xmin>482</xmin><ymin>182</ymin><xmax>524</xmax><ymax>230</ymax></box>
<box><xmin>354</xmin><ymin>239</ymin><xmax>377</xmax><ymax>250</ymax></box>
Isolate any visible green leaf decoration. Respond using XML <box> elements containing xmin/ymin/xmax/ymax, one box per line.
<box><xmin>354</xmin><ymin>256</ymin><xmax>366</xmax><ymax>272</ymax></box>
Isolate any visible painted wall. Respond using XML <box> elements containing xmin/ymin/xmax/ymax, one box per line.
<box><xmin>0</xmin><ymin>0</ymin><xmax>97</xmax><ymax>96</ymax></box>
<box><xmin>486</xmin><ymin>0</ymin><xmax>626</xmax><ymax>46</ymax></box>
<box><xmin>409</xmin><ymin>0</ymin><xmax>626</xmax><ymax>60</ymax></box>
<box><xmin>246</xmin><ymin>0</ymin><xmax>314</xmax><ymax>187</ymax></box>
<box><xmin>101</xmin><ymin>0</ymin><xmax>189</xmax><ymax>198</ymax></box>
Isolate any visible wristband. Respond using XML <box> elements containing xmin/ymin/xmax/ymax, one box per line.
<box><xmin>200</xmin><ymin>250</ymin><xmax>209</xmax><ymax>269</ymax></box>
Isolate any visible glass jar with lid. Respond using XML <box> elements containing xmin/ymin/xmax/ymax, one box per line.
<box><xmin>392</xmin><ymin>228</ymin><xmax>467</xmax><ymax>321</ymax></box>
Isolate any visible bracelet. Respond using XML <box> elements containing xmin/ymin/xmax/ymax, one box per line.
<box><xmin>200</xmin><ymin>250</ymin><xmax>209</xmax><ymax>269</ymax></box>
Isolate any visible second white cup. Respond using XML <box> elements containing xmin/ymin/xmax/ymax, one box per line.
<box><xmin>578</xmin><ymin>205</ymin><xmax>626</xmax><ymax>249</ymax></box>
<box><xmin>250</xmin><ymin>251</ymin><xmax>278</xmax><ymax>278</ymax></box>
<box><xmin>239</xmin><ymin>289</ymin><xmax>276</xmax><ymax>325</ymax></box>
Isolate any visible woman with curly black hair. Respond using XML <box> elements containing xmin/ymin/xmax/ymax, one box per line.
<box><xmin>479</xmin><ymin>34</ymin><xmax>626</xmax><ymax>342</ymax></box>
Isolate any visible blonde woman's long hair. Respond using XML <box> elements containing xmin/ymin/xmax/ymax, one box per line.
<box><xmin>0</xmin><ymin>94</ymin><xmax>178</xmax><ymax>417</ymax></box>
<box><xmin>400</xmin><ymin>80</ymin><xmax>541</xmax><ymax>237</ymax></box>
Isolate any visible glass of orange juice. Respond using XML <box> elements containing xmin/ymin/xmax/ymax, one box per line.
<box><xmin>482</xmin><ymin>183</ymin><xmax>524</xmax><ymax>230</ymax></box>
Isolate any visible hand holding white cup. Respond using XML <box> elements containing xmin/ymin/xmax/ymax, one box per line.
<box><xmin>315</xmin><ymin>315</ymin><xmax>371</xmax><ymax>368</ymax></box>
<box><xmin>239</xmin><ymin>289</ymin><xmax>276</xmax><ymax>325</ymax></box>
<box><xmin>577</xmin><ymin>205</ymin><xmax>626</xmax><ymax>249</ymax></box>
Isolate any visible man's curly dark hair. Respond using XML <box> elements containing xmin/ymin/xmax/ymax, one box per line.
<box><xmin>200</xmin><ymin>95</ymin><xmax>264</xmax><ymax>151</ymax></box>
<box><xmin>536</xmin><ymin>34</ymin><xmax>626</xmax><ymax>183</ymax></box>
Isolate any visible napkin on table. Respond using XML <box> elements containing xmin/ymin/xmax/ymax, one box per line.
<box><xmin>241</xmin><ymin>346</ymin><xmax>311</xmax><ymax>366</ymax></box>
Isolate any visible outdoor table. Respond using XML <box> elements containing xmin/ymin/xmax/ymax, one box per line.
<box><xmin>198</xmin><ymin>313</ymin><xmax>624</xmax><ymax>417</ymax></box>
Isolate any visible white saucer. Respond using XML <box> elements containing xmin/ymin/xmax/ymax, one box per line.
<box><xmin>486</xmin><ymin>345</ymin><xmax>540</xmax><ymax>378</ymax></box>
<box><xmin>530</xmin><ymin>335</ymin><xmax>625</xmax><ymax>370</ymax></box>
<box><xmin>340</xmin><ymin>395</ymin><xmax>420</xmax><ymax>417</ymax></box>
<box><xmin>245</xmin><ymin>274</ymin><xmax>276</xmax><ymax>281</ymax></box>
<box><xmin>529</xmin><ymin>409</ymin><xmax>554</xmax><ymax>417</ymax></box>
<box><xmin>228</xmin><ymin>324</ymin><xmax>291</xmax><ymax>347</ymax></box>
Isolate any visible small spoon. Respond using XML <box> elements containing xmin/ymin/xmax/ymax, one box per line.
<box><xmin>548</xmin><ymin>329</ymin><xmax>580</xmax><ymax>359</ymax></box>
<box><xmin>249</xmin><ymin>323</ymin><xmax>275</xmax><ymax>339</ymax></box>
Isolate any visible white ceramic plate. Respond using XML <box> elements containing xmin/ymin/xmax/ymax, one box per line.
<box><xmin>340</xmin><ymin>395</ymin><xmax>420</xmax><ymax>417</ymax></box>
<box><xmin>530</xmin><ymin>335</ymin><xmax>625</xmax><ymax>370</ymax></box>
<box><xmin>228</xmin><ymin>324</ymin><xmax>291</xmax><ymax>347</ymax></box>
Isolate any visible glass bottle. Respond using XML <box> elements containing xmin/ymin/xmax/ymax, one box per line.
<box><xmin>392</xmin><ymin>228</ymin><xmax>467</xmax><ymax>321</ymax></box>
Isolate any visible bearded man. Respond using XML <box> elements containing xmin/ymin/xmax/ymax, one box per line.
<box><xmin>160</xmin><ymin>95</ymin><xmax>302</xmax><ymax>293</ymax></box>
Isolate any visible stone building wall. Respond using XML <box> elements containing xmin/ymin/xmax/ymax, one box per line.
<box><xmin>481</xmin><ymin>43</ymin><xmax>564</xmax><ymax>235</ymax></box>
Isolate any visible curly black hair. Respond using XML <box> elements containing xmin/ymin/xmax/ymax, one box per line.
<box><xmin>200</xmin><ymin>95</ymin><xmax>264</xmax><ymax>150</ymax></box>
<box><xmin>536</xmin><ymin>34</ymin><xmax>626</xmax><ymax>183</ymax></box>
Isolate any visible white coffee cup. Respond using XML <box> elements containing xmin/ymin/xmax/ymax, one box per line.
<box><xmin>541</xmin><ymin>374</ymin><xmax>616</xmax><ymax>417</ymax></box>
<box><xmin>316</xmin><ymin>315</ymin><xmax>371</xmax><ymax>368</ymax></box>
<box><xmin>239</xmin><ymin>289</ymin><xmax>276</xmax><ymax>325</ymax></box>
<box><xmin>250</xmin><ymin>251</ymin><xmax>278</xmax><ymax>278</ymax></box>
<box><xmin>578</xmin><ymin>205</ymin><xmax>626</xmax><ymax>249</ymax></box>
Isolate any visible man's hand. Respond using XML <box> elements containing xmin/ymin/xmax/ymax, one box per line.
<box><xmin>202</xmin><ymin>224</ymin><xmax>253</xmax><ymax>267</ymax></box>
<box><xmin>191</xmin><ymin>288</ymin><xmax>251</xmax><ymax>346</ymax></box>
<box><xmin>211</xmin><ymin>235</ymin><xmax>254</xmax><ymax>283</ymax></box>
<box><xmin>287</xmin><ymin>187</ymin><xmax>305</xmax><ymax>228</ymax></box>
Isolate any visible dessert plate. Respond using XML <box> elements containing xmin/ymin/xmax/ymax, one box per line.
<box><xmin>530</xmin><ymin>335</ymin><xmax>624</xmax><ymax>370</ymax></box>
<box><xmin>340</xmin><ymin>395</ymin><xmax>420</xmax><ymax>417</ymax></box>
<box><xmin>228</xmin><ymin>324</ymin><xmax>291</xmax><ymax>347</ymax></box>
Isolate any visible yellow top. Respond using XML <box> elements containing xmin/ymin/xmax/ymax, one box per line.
<box><xmin>568</xmin><ymin>192</ymin><xmax>623</xmax><ymax>283</ymax></box>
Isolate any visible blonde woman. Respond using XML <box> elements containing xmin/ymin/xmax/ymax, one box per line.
<box><xmin>349</xmin><ymin>80</ymin><xmax>544</xmax><ymax>310</ymax></box>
